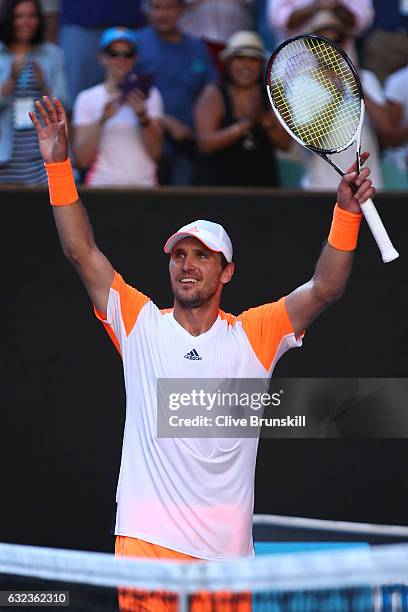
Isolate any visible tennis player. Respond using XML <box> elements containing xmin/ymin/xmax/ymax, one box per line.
<box><xmin>30</xmin><ymin>96</ymin><xmax>375</xmax><ymax>611</ymax></box>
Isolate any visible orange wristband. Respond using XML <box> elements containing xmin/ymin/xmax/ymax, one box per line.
<box><xmin>45</xmin><ymin>159</ymin><xmax>79</xmax><ymax>206</ymax></box>
<box><xmin>328</xmin><ymin>204</ymin><xmax>363</xmax><ymax>251</ymax></box>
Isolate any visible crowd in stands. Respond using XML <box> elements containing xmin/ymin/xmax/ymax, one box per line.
<box><xmin>0</xmin><ymin>0</ymin><xmax>406</xmax><ymax>189</ymax></box>
<box><xmin>193</xmin><ymin>30</ymin><xmax>290</xmax><ymax>186</ymax></box>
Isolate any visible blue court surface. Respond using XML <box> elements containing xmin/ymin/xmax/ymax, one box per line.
<box><xmin>255</xmin><ymin>541</ymin><xmax>369</xmax><ymax>555</ymax></box>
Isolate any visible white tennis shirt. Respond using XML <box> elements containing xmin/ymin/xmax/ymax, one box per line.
<box><xmin>95</xmin><ymin>273</ymin><xmax>302</xmax><ymax>561</ymax></box>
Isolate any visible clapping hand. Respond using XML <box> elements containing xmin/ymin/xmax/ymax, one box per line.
<box><xmin>243</xmin><ymin>88</ymin><xmax>263</xmax><ymax>128</ymax></box>
<box><xmin>11</xmin><ymin>55</ymin><xmax>27</xmax><ymax>80</ymax></box>
<box><xmin>126</xmin><ymin>89</ymin><xmax>149</xmax><ymax>124</ymax></box>
<box><xmin>32</xmin><ymin>61</ymin><xmax>47</xmax><ymax>92</ymax></box>
<box><xmin>100</xmin><ymin>97</ymin><xmax>120</xmax><ymax>124</ymax></box>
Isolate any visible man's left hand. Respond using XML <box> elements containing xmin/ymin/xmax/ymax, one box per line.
<box><xmin>337</xmin><ymin>151</ymin><xmax>376</xmax><ymax>213</ymax></box>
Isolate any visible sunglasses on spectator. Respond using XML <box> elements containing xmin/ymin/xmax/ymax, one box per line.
<box><xmin>104</xmin><ymin>48</ymin><xmax>136</xmax><ymax>58</ymax></box>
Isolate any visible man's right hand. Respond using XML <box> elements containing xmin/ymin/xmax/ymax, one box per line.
<box><xmin>29</xmin><ymin>96</ymin><xmax>68</xmax><ymax>163</ymax></box>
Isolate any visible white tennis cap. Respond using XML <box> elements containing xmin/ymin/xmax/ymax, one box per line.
<box><xmin>164</xmin><ymin>220</ymin><xmax>233</xmax><ymax>263</ymax></box>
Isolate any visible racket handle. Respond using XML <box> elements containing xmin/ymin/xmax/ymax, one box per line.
<box><xmin>360</xmin><ymin>198</ymin><xmax>399</xmax><ymax>263</ymax></box>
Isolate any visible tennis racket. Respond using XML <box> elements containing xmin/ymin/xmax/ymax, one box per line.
<box><xmin>265</xmin><ymin>35</ymin><xmax>399</xmax><ymax>263</ymax></box>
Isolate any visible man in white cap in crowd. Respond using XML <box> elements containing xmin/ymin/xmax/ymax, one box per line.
<box><xmin>30</xmin><ymin>95</ymin><xmax>375</xmax><ymax>610</ymax></box>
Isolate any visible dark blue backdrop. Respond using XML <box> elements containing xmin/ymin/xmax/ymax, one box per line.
<box><xmin>1</xmin><ymin>187</ymin><xmax>407</xmax><ymax>551</ymax></box>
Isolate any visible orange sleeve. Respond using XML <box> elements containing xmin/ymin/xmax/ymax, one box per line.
<box><xmin>94</xmin><ymin>272</ymin><xmax>150</xmax><ymax>353</ymax></box>
<box><xmin>237</xmin><ymin>297</ymin><xmax>296</xmax><ymax>371</ymax></box>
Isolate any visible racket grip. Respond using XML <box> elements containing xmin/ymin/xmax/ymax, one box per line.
<box><xmin>360</xmin><ymin>198</ymin><xmax>399</xmax><ymax>263</ymax></box>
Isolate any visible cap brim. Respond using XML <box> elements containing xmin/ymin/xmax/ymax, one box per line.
<box><xmin>164</xmin><ymin>231</ymin><xmax>234</xmax><ymax>262</ymax></box>
<box><xmin>100</xmin><ymin>36</ymin><xmax>138</xmax><ymax>50</ymax></box>
<box><xmin>164</xmin><ymin>231</ymin><xmax>217</xmax><ymax>253</ymax></box>
<box><xmin>220</xmin><ymin>48</ymin><xmax>266</xmax><ymax>63</ymax></box>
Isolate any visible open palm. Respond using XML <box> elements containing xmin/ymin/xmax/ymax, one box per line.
<box><xmin>29</xmin><ymin>97</ymin><xmax>69</xmax><ymax>163</ymax></box>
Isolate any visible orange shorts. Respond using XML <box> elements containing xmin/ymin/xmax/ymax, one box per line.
<box><xmin>115</xmin><ymin>535</ymin><xmax>251</xmax><ymax>612</ymax></box>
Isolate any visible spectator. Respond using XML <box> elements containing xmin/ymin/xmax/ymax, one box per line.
<box><xmin>0</xmin><ymin>0</ymin><xmax>68</xmax><ymax>184</ymax></box>
<box><xmin>136</xmin><ymin>0</ymin><xmax>218</xmax><ymax>185</ymax></box>
<box><xmin>180</xmin><ymin>0</ymin><xmax>256</xmax><ymax>70</ymax></box>
<box><xmin>193</xmin><ymin>31</ymin><xmax>290</xmax><ymax>186</ymax></box>
<box><xmin>181</xmin><ymin>0</ymin><xmax>256</xmax><ymax>44</ymax></box>
<box><xmin>59</xmin><ymin>0</ymin><xmax>146</xmax><ymax>106</ymax></box>
<box><xmin>266</xmin><ymin>0</ymin><xmax>374</xmax><ymax>61</ymax></box>
<box><xmin>382</xmin><ymin>66</ymin><xmax>408</xmax><ymax>184</ymax></box>
<box><xmin>299</xmin><ymin>11</ymin><xmax>391</xmax><ymax>191</ymax></box>
<box><xmin>364</xmin><ymin>0</ymin><xmax>408</xmax><ymax>84</ymax></box>
<box><xmin>71</xmin><ymin>27</ymin><xmax>163</xmax><ymax>187</ymax></box>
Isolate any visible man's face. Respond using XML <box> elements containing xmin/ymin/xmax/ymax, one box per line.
<box><xmin>148</xmin><ymin>0</ymin><xmax>183</xmax><ymax>36</ymax></box>
<box><xmin>169</xmin><ymin>237</ymin><xmax>234</xmax><ymax>309</ymax></box>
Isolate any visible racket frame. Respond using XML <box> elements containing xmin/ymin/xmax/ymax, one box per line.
<box><xmin>265</xmin><ymin>35</ymin><xmax>399</xmax><ymax>263</ymax></box>
<box><xmin>266</xmin><ymin>35</ymin><xmax>363</xmax><ymax>158</ymax></box>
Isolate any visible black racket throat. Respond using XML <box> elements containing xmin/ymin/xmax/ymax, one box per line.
<box><xmin>314</xmin><ymin>149</ymin><xmax>362</xmax><ymax>193</ymax></box>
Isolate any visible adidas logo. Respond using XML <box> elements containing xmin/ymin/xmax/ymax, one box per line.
<box><xmin>184</xmin><ymin>349</ymin><xmax>202</xmax><ymax>361</ymax></box>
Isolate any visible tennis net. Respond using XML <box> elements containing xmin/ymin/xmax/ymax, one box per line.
<box><xmin>0</xmin><ymin>540</ymin><xmax>408</xmax><ymax>611</ymax></box>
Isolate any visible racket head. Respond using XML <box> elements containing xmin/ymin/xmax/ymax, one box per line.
<box><xmin>265</xmin><ymin>35</ymin><xmax>364</xmax><ymax>154</ymax></box>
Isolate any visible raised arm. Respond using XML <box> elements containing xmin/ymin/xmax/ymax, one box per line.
<box><xmin>29</xmin><ymin>96</ymin><xmax>114</xmax><ymax>316</ymax></box>
<box><xmin>285</xmin><ymin>153</ymin><xmax>375</xmax><ymax>337</ymax></box>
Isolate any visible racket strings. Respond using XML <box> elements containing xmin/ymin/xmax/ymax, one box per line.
<box><xmin>270</xmin><ymin>39</ymin><xmax>359</xmax><ymax>113</ymax></box>
<box><xmin>267</xmin><ymin>37</ymin><xmax>361</xmax><ymax>150</ymax></box>
<box><xmin>274</xmin><ymin>62</ymin><xmax>357</xmax><ymax>146</ymax></box>
<box><xmin>270</xmin><ymin>52</ymin><xmax>359</xmax><ymax>147</ymax></box>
